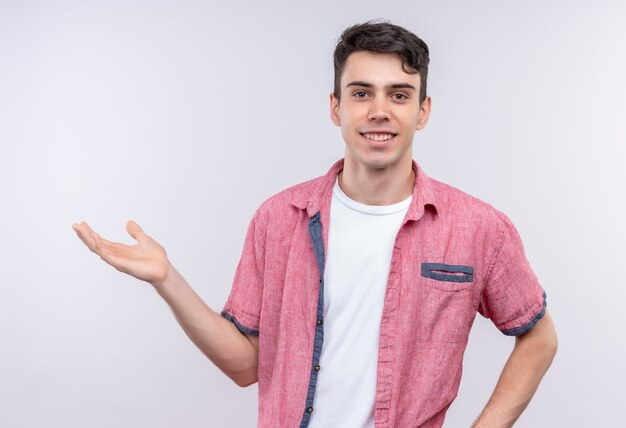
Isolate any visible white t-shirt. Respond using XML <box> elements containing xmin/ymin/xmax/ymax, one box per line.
<box><xmin>307</xmin><ymin>176</ymin><xmax>412</xmax><ymax>428</ymax></box>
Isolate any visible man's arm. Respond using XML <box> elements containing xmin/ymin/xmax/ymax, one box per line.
<box><xmin>471</xmin><ymin>309</ymin><xmax>558</xmax><ymax>427</ymax></box>
<box><xmin>72</xmin><ymin>220</ymin><xmax>259</xmax><ymax>387</ymax></box>
<box><xmin>154</xmin><ymin>264</ymin><xmax>259</xmax><ymax>387</ymax></box>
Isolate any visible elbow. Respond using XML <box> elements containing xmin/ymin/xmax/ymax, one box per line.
<box><xmin>236</xmin><ymin>379</ymin><xmax>258</xmax><ymax>388</ymax></box>
<box><xmin>228</xmin><ymin>365</ymin><xmax>258</xmax><ymax>388</ymax></box>
<box><xmin>233</xmin><ymin>374</ymin><xmax>258</xmax><ymax>388</ymax></box>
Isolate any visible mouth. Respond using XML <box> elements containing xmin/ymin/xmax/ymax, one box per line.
<box><xmin>360</xmin><ymin>132</ymin><xmax>397</xmax><ymax>145</ymax></box>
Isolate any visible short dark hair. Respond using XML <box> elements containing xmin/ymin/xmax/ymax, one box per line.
<box><xmin>333</xmin><ymin>20</ymin><xmax>430</xmax><ymax>104</ymax></box>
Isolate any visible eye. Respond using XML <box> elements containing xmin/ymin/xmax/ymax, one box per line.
<box><xmin>352</xmin><ymin>90</ymin><xmax>369</xmax><ymax>98</ymax></box>
<box><xmin>392</xmin><ymin>92</ymin><xmax>409</xmax><ymax>101</ymax></box>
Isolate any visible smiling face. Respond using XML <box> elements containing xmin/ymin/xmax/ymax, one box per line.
<box><xmin>330</xmin><ymin>51</ymin><xmax>431</xmax><ymax>173</ymax></box>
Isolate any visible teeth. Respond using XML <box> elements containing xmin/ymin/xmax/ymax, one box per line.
<box><xmin>364</xmin><ymin>133</ymin><xmax>394</xmax><ymax>141</ymax></box>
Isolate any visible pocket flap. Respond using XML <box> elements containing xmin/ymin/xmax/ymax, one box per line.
<box><xmin>421</xmin><ymin>262</ymin><xmax>474</xmax><ymax>283</ymax></box>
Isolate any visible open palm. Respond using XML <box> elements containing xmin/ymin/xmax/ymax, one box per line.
<box><xmin>72</xmin><ymin>220</ymin><xmax>171</xmax><ymax>287</ymax></box>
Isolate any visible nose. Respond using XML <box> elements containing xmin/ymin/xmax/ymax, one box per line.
<box><xmin>368</xmin><ymin>97</ymin><xmax>390</xmax><ymax>121</ymax></box>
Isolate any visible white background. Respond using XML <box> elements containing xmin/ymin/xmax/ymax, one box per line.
<box><xmin>1</xmin><ymin>1</ymin><xmax>625</xmax><ymax>427</ymax></box>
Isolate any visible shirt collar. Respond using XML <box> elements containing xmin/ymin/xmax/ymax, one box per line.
<box><xmin>289</xmin><ymin>158</ymin><xmax>438</xmax><ymax>222</ymax></box>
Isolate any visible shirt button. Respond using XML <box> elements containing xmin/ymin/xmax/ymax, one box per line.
<box><xmin>314</xmin><ymin>364</ymin><xmax>321</xmax><ymax>371</ymax></box>
<box><xmin>307</xmin><ymin>406</ymin><xmax>313</xmax><ymax>414</ymax></box>
<box><xmin>316</xmin><ymin>318</ymin><xmax>323</xmax><ymax>325</ymax></box>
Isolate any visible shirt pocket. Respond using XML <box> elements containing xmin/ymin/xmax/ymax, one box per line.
<box><xmin>414</xmin><ymin>262</ymin><xmax>476</xmax><ymax>343</ymax></box>
<box><xmin>420</xmin><ymin>262</ymin><xmax>474</xmax><ymax>292</ymax></box>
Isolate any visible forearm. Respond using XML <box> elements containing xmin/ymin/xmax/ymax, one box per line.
<box><xmin>473</xmin><ymin>312</ymin><xmax>558</xmax><ymax>427</ymax></box>
<box><xmin>152</xmin><ymin>264</ymin><xmax>258</xmax><ymax>386</ymax></box>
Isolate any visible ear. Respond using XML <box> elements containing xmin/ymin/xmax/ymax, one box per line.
<box><xmin>415</xmin><ymin>96</ymin><xmax>432</xmax><ymax>131</ymax></box>
<box><xmin>330</xmin><ymin>93</ymin><xmax>341</xmax><ymax>126</ymax></box>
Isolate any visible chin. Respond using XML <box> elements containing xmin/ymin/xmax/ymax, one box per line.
<box><xmin>356</xmin><ymin>153</ymin><xmax>398</xmax><ymax>170</ymax></box>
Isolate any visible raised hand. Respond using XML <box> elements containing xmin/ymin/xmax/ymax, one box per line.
<box><xmin>72</xmin><ymin>220</ymin><xmax>171</xmax><ymax>287</ymax></box>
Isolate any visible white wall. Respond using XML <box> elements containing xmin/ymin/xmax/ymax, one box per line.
<box><xmin>1</xmin><ymin>1</ymin><xmax>624</xmax><ymax>426</ymax></box>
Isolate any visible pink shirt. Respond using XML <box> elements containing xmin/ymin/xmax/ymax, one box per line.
<box><xmin>221</xmin><ymin>159</ymin><xmax>546</xmax><ymax>427</ymax></box>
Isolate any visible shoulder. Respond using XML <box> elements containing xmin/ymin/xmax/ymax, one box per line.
<box><xmin>426</xmin><ymin>175</ymin><xmax>521</xmax><ymax>272</ymax></box>
<box><xmin>253</xmin><ymin>173</ymin><xmax>327</xmax><ymax>223</ymax></box>
<box><xmin>427</xmin><ymin>175</ymin><xmax>511</xmax><ymax>228</ymax></box>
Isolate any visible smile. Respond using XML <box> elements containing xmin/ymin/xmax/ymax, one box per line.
<box><xmin>360</xmin><ymin>133</ymin><xmax>396</xmax><ymax>141</ymax></box>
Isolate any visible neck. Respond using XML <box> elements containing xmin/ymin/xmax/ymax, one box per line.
<box><xmin>338</xmin><ymin>157</ymin><xmax>415</xmax><ymax>206</ymax></box>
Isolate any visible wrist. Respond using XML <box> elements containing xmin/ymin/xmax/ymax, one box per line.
<box><xmin>152</xmin><ymin>262</ymin><xmax>180</xmax><ymax>293</ymax></box>
<box><xmin>471</xmin><ymin>407</ymin><xmax>516</xmax><ymax>428</ymax></box>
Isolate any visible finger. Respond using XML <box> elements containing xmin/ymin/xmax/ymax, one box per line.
<box><xmin>126</xmin><ymin>220</ymin><xmax>147</xmax><ymax>244</ymax></box>
<box><xmin>95</xmin><ymin>234</ymin><xmax>129</xmax><ymax>273</ymax></box>
<box><xmin>97</xmin><ymin>235</ymin><xmax>130</xmax><ymax>253</ymax></box>
<box><xmin>93</xmin><ymin>232</ymin><xmax>116</xmax><ymax>264</ymax></box>
<box><xmin>73</xmin><ymin>221</ymin><xmax>98</xmax><ymax>253</ymax></box>
<box><xmin>81</xmin><ymin>221</ymin><xmax>98</xmax><ymax>237</ymax></box>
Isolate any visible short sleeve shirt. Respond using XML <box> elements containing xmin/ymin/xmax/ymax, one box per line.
<box><xmin>221</xmin><ymin>158</ymin><xmax>547</xmax><ymax>428</ymax></box>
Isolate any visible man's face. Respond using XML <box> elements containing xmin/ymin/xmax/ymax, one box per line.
<box><xmin>330</xmin><ymin>51</ymin><xmax>431</xmax><ymax>172</ymax></box>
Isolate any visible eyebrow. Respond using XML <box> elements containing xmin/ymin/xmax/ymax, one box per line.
<box><xmin>345</xmin><ymin>81</ymin><xmax>417</xmax><ymax>91</ymax></box>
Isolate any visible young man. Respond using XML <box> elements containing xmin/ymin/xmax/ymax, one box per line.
<box><xmin>73</xmin><ymin>21</ymin><xmax>557</xmax><ymax>428</ymax></box>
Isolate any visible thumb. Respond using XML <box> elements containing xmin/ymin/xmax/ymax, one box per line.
<box><xmin>126</xmin><ymin>220</ymin><xmax>147</xmax><ymax>243</ymax></box>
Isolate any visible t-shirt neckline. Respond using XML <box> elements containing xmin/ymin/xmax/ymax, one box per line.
<box><xmin>332</xmin><ymin>176</ymin><xmax>413</xmax><ymax>216</ymax></box>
